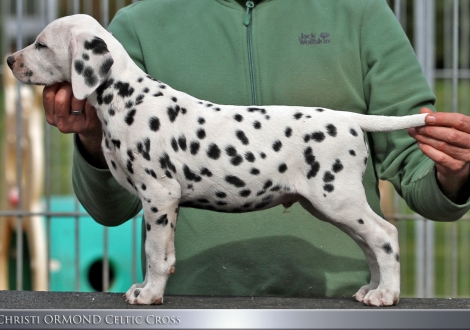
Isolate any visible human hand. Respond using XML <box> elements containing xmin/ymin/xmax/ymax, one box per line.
<box><xmin>43</xmin><ymin>83</ymin><xmax>107</xmax><ymax>168</ymax></box>
<box><xmin>409</xmin><ymin>108</ymin><xmax>470</xmax><ymax>203</ymax></box>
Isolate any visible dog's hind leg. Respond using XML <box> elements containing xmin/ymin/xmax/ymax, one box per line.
<box><xmin>299</xmin><ymin>182</ymin><xmax>400</xmax><ymax>306</ymax></box>
<box><xmin>125</xmin><ymin>185</ymin><xmax>179</xmax><ymax>305</ymax></box>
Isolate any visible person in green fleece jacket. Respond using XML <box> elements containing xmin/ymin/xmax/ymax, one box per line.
<box><xmin>43</xmin><ymin>0</ymin><xmax>470</xmax><ymax>298</ymax></box>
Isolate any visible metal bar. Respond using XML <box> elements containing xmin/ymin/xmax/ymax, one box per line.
<box><xmin>451</xmin><ymin>0</ymin><xmax>460</xmax><ymax>298</ymax></box>
<box><xmin>101</xmin><ymin>0</ymin><xmax>110</xmax><ymax>292</ymax></box>
<box><xmin>15</xmin><ymin>0</ymin><xmax>24</xmax><ymax>292</ymax></box>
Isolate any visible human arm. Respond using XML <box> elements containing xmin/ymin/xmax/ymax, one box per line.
<box><xmin>360</xmin><ymin>0</ymin><xmax>470</xmax><ymax>221</ymax></box>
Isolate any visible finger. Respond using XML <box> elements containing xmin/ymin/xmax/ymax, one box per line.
<box><xmin>410</xmin><ymin>129</ymin><xmax>470</xmax><ymax>163</ymax></box>
<box><xmin>424</xmin><ymin>111</ymin><xmax>470</xmax><ymax>134</ymax></box>
<box><xmin>43</xmin><ymin>83</ymin><xmax>62</xmax><ymax>124</ymax></box>
<box><xmin>414</xmin><ymin>125</ymin><xmax>470</xmax><ymax>149</ymax></box>
<box><xmin>418</xmin><ymin>142</ymin><xmax>468</xmax><ymax>175</ymax></box>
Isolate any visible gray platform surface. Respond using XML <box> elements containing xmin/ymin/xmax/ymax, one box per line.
<box><xmin>1</xmin><ymin>291</ymin><xmax>470</xmax><ymax>309</ymax></box>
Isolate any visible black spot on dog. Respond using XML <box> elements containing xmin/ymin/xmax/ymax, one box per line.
<box><xmin>311</xmin><ymin>132</ymin><xmax>325</xmax><ymax>142</ymax></box>
<box><xmin>216</xmin><ymin>201</ymin><xmax>228</xmax><ymax>206</ymax></box>
<box><xmin>326</xmin><ymin>124</ymin><xmax>337</xmax><ymax>137</ymax></box>
<box><xmin>84</xmin><ymin>37</ymin><xmax>109</xmax><ymax>54</ymax></box>
<box><xmin>350</xmin><ymin>128</ymin><xmax>358</xmax><ymax>137</ymax></box>
<box><xmin>358</xmin><ymin>219</ymin><xmax>364</xmax><ymax>224</ymax></box>
<box><xmin>250</xmin><ymin>168</ymin><xmax>260</xmax><ymax>175</ymax></box>
<box><xmin>323</xmin><ymin>171</ymin><xmax>335</xmax><ymax>183</ymax></box>
<box><xmin>239</xmin><ymin>189</ymin><xmax>251</xmax><ymax>197</ymax></box>
<box><xmin>225</xmin><ymin>175</ymin><xmax>245</xmax><ymax>187</ymax></box>
<box><xmin>156</xmin><ymin>214</ymin><xmax>168</xmax><ymax>226</ymax></box>
<box><xmin>111</xmin><ymin>139</ymin><xmax>121</xmax><ymax>149</ymax></box>
<box><xmin>382</xmin><ymin>243</ymin><xmax>393</xmax><ymax>254</ymax></box>
<box><xmin>183</xmin><ymin>165</ymin><xmax>202</xmax><ymax>182</ymax></box>
<box><xmin>108</xmin><ymin>108</ymin><xmax>115</xmax><ymax>116</ymax></box>
<box><xmin>125</xmin><ymin>109</ymin><xmax>136</xmax><ymax>125</ymax></box>
<box><xmin>141</xmin><ymin>184</ymin><xmax>147</xmax><ymax>191</ymax></box>
<box><xmin>125</xmin><ymin>100</ymin><xmax>134</xmax><ymax>109</ymax></box>
<box><xmin>332</xmin><ymin>159</ymin><xmax>344</xmax><ymax>173</ymax></box>
<box><xmin>145</xmin><ymin>168</ymin><xmax>157</xmax><ymax>179</ymax></box>
<box><xmin>198</xmin><ymin>117</ymin><xmax>205</xmax><ymax>125</ymax></box>
<box><xmin>115</xmin><ymin>81</ymin><xmax>134</xmax><ymax>97</ymax></box>
<box><xmin>149</xmin><ymin>117</ymin><xmax>160</xmax><ymax>131</ymax></box>
<box><xmin>270</xmin><ymin>185</ymin><xmax>282</xmax><ymax>192</ymax></box>
<box><xmin>197</xmin><ymin>128</ymin><xmax>206</xmax><ymax>139</ymax></box>
<box><xmin>316</xmin><ymin>108</ymin><xmax>325</xmax><ymax>112</ymax></box>
<box><xmin>134</xmin><ymin>289</ymin><xmax>141</xmax><ymax>297</ymax></box>
<box><xmin>234</xmin><ymin>114</ymin><xmax>243</xmax><ymax>122</ymax></box>
<box><xmin>74</xmin><ymin>60</ymin><xmax>84</xmax><ymax>74</ymax></box>
<box><xmin>190</xmin><ymin>141</ymin><xmax>200</xmax><ymax>155</ymax></box>
<box><xmin>304</xmin><ymin>134</ymin><xmax>311</xmax><ymax>143</ymax></box>
<box><xmin>304</xmin><ymin>147</ymin><xmax>320</xmax><ymax>179</ymax></box>
<box><xmin>272</xmin><ymin>140</ymin><xmax>282</xmax><ymax>152</ymax></box>
<box><xmin>260</xmin><ymin>152</ymin><xmax>266</xmax><ymax>159</ymax></box>
<box><xmin>207</xmin><ymin>144</ymin><xmax>221</xmax><ymax>159</ymax></box>
<box><xmin>146</xmin><ymin>223</ymin><xmax>151</xmax><ymax>231</ymax></box>
<box><xmin>151</xmin><ymin>207</ymin><xmax>158</xmax><ymax>213</ymax></box>
<box><xmin>294</xmin><ymin>113</ymin><xmax>303</xmax><ymax>120</ymax></box>
<box><xmin>231</xmin><ymin>155</ymin><xmax>243</xmax><ymax>166</ymax></box>
<box><xmin>99</xmin><ymin>58</ymin><xmax>114</xmax><ymax>77</ymax></box>
<box><xmin>135</xmin><ymin>94</ymin><xmax>145</xmax><ymax>105</ymax></box>
<box><xmin>111</xmin><ymin>160</ymin><xmax>117</xmax><ymax>169</ymax></box>
<box><xmin>201</xmin><ymin>168</ymin><xmax>212</xmax><ymax>177</ymax></box>
<box><xmin>126</xmin><ymin>159</ymin><xmax>134</xmax><ymax>174</ymax></box>
<box><xmin>349</xmin><ymin>150</ymin><xmax>356</xmax><ymax>156</ymax></box>
<box><xmin>245</xmin><ymin>152</ymin><xmax>255</xmax><ymax>162</ymax></box>
<box><xmin>171</xmin><ymin>96</ymin><xmax>177</xmax><ymax>102</ymax></box>
<box><xmin>226</xmin><ymin>146</ymin><xmax>237</xmax><ymax>157</ymax></box>
<box><xmin>137</xmin><ymin>138</ymin><xmax>151</xmax><ymax>161</ymax></box>
<box><xmin>127</xmin><ymin>150</ymin><xmax>135</xmax><ymax>161</ymax></box>
<box><xmin>153</xmin><ymin>91</ymin><xmax>163</xmax><ymax>97</ymax></box>
<box><xmin>167</xmin><ymin>105</ymin><xmax>180</xmax><ymax>122</ymax></box>
<box><xmin>82</xmin><ymin>53</ymin><xmax>90</xmax><ymax>61</ymax></box>
<box><xmin>253</xmin><ymin>121</ymin><xmax>262</xmax><ymax>129</ymax></box>
<box><xmin>279</xmin><ymin>163</ymin><xmax>288</xmax><ymax>173</ymax></box>
<box><xmin>323</xmin><ymin>184</ymin><xmax>334</xmax><ymax>192</ymax></box>
<box><xmin>103</xmin><ymin>94</ymin><xmax>113</xmax><ymax>104</ymax></box>
<box><xmin>83</xmin><ymin>67</ymin><xmax>97</xmax><ymax>87</ymax></box>
<box><xmin>137</xmin><ymin>77</ymin><xmax>143</xmax><ymax>83</ymax></box>
<box><xmin>285</xmin><ymin>127</ymin><xmax>292</xmax><ymax>138</ymax></box>
<box><xmin>395</xmin><ymin>254</ymin><xmax>400</xmax><ymax>262</ymax></box>
<box><xmin>236</xmin><ymin>130</ymin><xmax>249</xmax><ymax>145</ymax></box>
<box><xmin>159</xmin><ymin>153</ymin><xmax>176</xmax><ymax>173</ymax></box>
<box><xmin>171</xmin><ymin>138</ymin><xmax>178</xmax><ymax>152</ymax></box>
<box><xmin>247</xmin><ymin>107</ymin><xmax>266</xmax><ymax>114</ymax></box>
<box><xmin>178</xmin><ymin>135</ymin><xmax>187</xmax><ymax>151</ymax></box>
<box><xmin>216</xmin><ymin>192</ymin><xmax>226</xmax><ymax>198</ymax></box>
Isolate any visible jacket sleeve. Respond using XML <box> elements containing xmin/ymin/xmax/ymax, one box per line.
<box><xmin>360</xmin><ymin>0</ymin><xmax>470</xmax><ymax>221</ymax></box>
<box><xmin>72</xmin><ymin>135</ymin><xmax>142</xmax><ymax>226</ymax></box>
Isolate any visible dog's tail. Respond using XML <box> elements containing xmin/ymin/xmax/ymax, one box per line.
<box><xmin>346</xmin><ymin>112</ymin><xmax>427</xmax><ymax>132</ymax></box>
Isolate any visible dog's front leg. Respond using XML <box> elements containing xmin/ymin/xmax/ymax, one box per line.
<box><xmin>125</xmin><ymin>195</ymin><xmax>179</xmax><ymax>305</ymax></box>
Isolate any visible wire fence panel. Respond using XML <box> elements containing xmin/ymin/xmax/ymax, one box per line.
<box><xmin>0</xmin><ymin>0</ymin><xmax>469</xmax><ymax>298</ymax></box>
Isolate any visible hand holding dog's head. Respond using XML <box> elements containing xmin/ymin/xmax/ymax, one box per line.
<box><xmin>7</xmin><ymin>14</ymin><xmax>114</xmax><ymax>100</ymax></box>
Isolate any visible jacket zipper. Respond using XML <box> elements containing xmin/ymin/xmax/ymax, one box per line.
<box><xmin>243</xmin><ymin>1</ymin><xmax>258</xmax><ymax>105</ymax></box>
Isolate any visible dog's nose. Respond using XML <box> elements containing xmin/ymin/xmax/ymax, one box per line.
<box><xmin>6</xmin><ymin>56</ymin><xmax>15</xmax><ymax>69</ymax></box>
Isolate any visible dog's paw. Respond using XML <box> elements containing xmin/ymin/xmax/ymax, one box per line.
<box><xmin>353</xmin><ymin>284</ymin><xmax>373</xmax><ymax>302</ymax></box>
<box><xmin>362</xmin><ymin>288</ymin><xmax>399</xmax><ymax>307</ymax></box>
<box><xmin>124</xmin><ymin>285</ymin><xmax>163</xmax><ymax>305</ymax></box>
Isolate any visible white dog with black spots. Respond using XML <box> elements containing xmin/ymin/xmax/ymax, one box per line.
<box><xmin>7</xmin><ymin>14</ymin><xmax>428</xmax><ymax>306</ymax></box>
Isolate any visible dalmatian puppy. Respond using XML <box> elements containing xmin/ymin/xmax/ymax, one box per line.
<box><xmin>7</xmin><ymin>14</ymin><xmax>428</xmax><ymax>306</ymax></box>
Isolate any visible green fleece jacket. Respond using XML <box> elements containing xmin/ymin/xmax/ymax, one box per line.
<box><xmin>72</xmin><ymin>0</ymin><xmax>470</xmax><ymax>297</ymax></box>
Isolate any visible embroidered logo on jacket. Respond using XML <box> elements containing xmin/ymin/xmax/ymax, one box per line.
<box><xmin>298</xmin><ymin>33</ymin><xmax>330</xmax><ymax>45</ymax></box>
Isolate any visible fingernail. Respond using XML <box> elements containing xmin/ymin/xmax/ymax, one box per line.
<box><xmin>426</xmin><ymin>115</ymin><xmax>436</xmax><ymax>124</ymax></box>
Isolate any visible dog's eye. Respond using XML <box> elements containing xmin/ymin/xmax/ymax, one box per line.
<box><xmin>35</xmin><ymin>42</ymin><xmax>47</xmax><ymax>50</ymax></box>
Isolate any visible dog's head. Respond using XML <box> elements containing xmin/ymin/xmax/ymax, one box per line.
<box><xmin>7</xmin><ymin>14</ymin><xmax>114</xmax><ymax>100</ymax></box>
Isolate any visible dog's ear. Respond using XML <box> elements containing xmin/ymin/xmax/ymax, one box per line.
<box><xmin>70</xmin><ymin>33</ymin><xmax>114</xmax><ymax>100</ymax></box>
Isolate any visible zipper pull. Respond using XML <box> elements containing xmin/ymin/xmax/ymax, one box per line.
<box><xmin>243</xmin><ymin>1</ymin><xmax>255</xmax><ymax>26</ymax></box>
